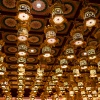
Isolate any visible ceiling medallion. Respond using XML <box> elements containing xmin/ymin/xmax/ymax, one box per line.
<box><xmin>25</xmin><ymin>65</ymin><xmax>34</xmax><ymax>70</ymax></box>
<box><xmin>26</xmin><ymin>72</ymin><xmax>33</xmax><ymax>75</ymax></box>
<box><xmin>4</xmin><ymin>17</ymin><xmax>17</xmax><ymax>28</ymax></box>
<box><xmin>31</xmin><ymin>20</ymin><xmax>43</xmax><ymax>30</ymax></box>
<box><xmin>10</xmin><ymin>71</ymin><xmax>17</xmax><ymax>75</ymax></box>
<box><xmin>2</xmin><ymin>0</ymin><xmax>16</xmax><ymax>9</ymax></box>
<box><xmin>28</xmin><ymin>48</ymin><xmax>38</xmax><ymax>54</ymax></box>
<box><xmin>11</xmin><ymin>77</ymin><xmax>17</xmax><ymax>80</ymax></box>
<box><xmin>8</xmin><ymin>47</ymin><xmax>17</xmax><ymax>53</ymax></box>
<box><xmin>8</xmin><ymin>57</ymin><xmax>17</xmax><ymax>62</ymax></box>
<box><xmin>10</xmin><ymin>65</ymin><xmax>17</xmax><ymax>69</ymax></box>
<box><xmin>85</xmin><ymin>46</ymin><xmax>96</xmax><ymax>60</ymax></box>
<box><xmin>27</xmin><ymin>57</ymin><xmax>35</xmax><ymax>62</ymax></box>
<box><xmin>6</xmin><ymin>34</ymin><xmax>17</xmax><ymax>42</ymax></box>
<box><xmin>28</xmin><ymin>36</ymin><xmax>40</xmax><ymax>43</ymax></box>
<box><xmin>32</xmin><ymin>0</ymin><xmax>47</xmax><ymax>12</ymax></box>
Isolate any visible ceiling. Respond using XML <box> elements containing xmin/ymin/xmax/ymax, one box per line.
<box><xmin>0</xmin><ymin>0</ymin><xmax>100</xmax><ymax>99</ymax></box>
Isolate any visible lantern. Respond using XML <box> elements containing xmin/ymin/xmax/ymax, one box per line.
<box><xmin>49</xmin><ymin>3</ymin><xmax>66</xmax><ymax>25</ymax></box>
<box><xmin>18</xmin><ymin>85</ymin><xmax>25</xmax><ymax>91</ymax></box>
<box><xmin>52</xmin><ymin>75</ymin><xmax>58</xmax><ymax>83</ymax></box>
<box><xmin>17</xmin><ymin>27</ymin><xmax>29</xmax><ymax>41</ymax></box>
<box><xmin>65</xmin><ymin>46</ymin><xmax>75</xmax><ymax>59</ymax></box>
<box><xmin>79</xmin><ymin>57</ymin><xmax>88</xmax><ymax>69</ymax></box>
<box><xmin>69</xmin><ymin>89</ymin><xmax>74</xmax><ymax>97</ymax></box>
<box><xmin>89</xmin><ymin>66</ymin><xmax>97</xmax><ymax>77</ymax></box>
<box><xmin>17</xmin><ymin>42</ymin><xmax>28</xmax><ymax>56</ymax></box>
<box><xmin>17</xmin><ymin>57</ymin><xmax>26</xmax><ymax>64</ymax></box>
<box><xmin>0</xmin><ymin>63</ymin><xmax>7</xmax><ymax>75</ymax></box>
<box><xmin>81</xmin><ymin>90</ymin><xmax>86</xmax><ymax>96</ymax></box>
<box><xmin>18</xmin><ymin>75</ymin><xmax>25</xmax><ymax>80</ymax></box>
<box><xmin>18</xmin><ymin>79</ymin><xmax>25</xmax><ymax>86</ymax></box>
<box><xmin>78</xmin><ymin>81</ymin><xmax>84</xmax><ymax>88</ymax></box>
<box><xmin>56</xmin><ymin>68</ymin><xmax>63</xmax><ymax>76</ymax></box>
<box><xmin>70</xmin><ymin>27</ymin><xmax>85</xmax><ymax>46</ymax></box>
<box><xmin>16</xmin><ymin>0</ymin><xmax>32</xmax><ymax>21</ymax></box>
<box><xmin>37</xmin><ymin>68</ymin><xmax>44</xmax><ymax>76</ymax></box>
<box><xmin>64</xmin><ymin>82</ymin><xmax>69</xmax><ymax>88</ymax></box>
<box><xmin>83</xmin><ymin>97</ymin><xmax>87</xmax><ymax>100</ymax></box>
<box><xmin>72</xmin><ymin>66</ymin><xmax>80</xmax><ymax>77</ymax></box>
<box><xmin>81</xmin><ymin>6</ymin><xmax>97</xmax><ymax>28</ymax></box>
<box><xmin>18</xmin><ymin>67</ymin><xmax>25</xmax><ymax>75</ymax></box>
<box><xmin>30</xmin><ymin>96</ymin><xmax>35</xmax><ymax>100</ymax></box>
<box><xmin>85</xmin><ymin>46</ymin><xmax>96</xmax><ymax>60</ymax></box>
<box><xmin>44</xmin><ymin>25</ymin><xmax>57</xmax><ymax>45</ymax></box>
<box><xmin>60</xmin><ymin>59</ymin><xmax>68</xmax><ymax>68</ymax></box>
<box><xmin>47</xmin><ymin>86</ymin><xmax>52</xmax><ymax>93</ymax></box>
<box><xmin>42</xmin><ymin>45</ymin><xmax>51</xmax><ymax>58</ymax></box>
<box><xmin>36</xmin><ymin>76</ymin><xmax>42</xmax><ymax>82</ymax></box>
<box><xmin>73</xmin><ymin>86</ymin><xmax>79</xmax><ymax>92</ymax></box>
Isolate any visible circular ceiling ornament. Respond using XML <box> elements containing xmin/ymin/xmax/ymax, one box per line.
<box><xmin>4</xmin><ymin>17</ymin><xmax>17</xmax><ymax>28</ymax></box>
<box><xmin>11</xmin><ymin>77</ymin><xmax>17</xmax><ymax>80</ymax></box>
<box><xmin>28</xmin><ymin>48</ymin><xmax>38</xmax><ymax>54</ymax></box>
<box><xmin>11</xmin><ymin>86</ymin><xmax>18</xmax><ymax>88</ymax></box>
<box><xmin>28</xmin><ymin>36</ymin><xmax>40</xmax><ymax>43</ymax></box>
<box><xmin>2</xmin><ymin>0</ymin><xmax>16</xmax><ymax>9</ymax></box>
<box><xmin>6</xmin><ymin>34</ymin><xmax>17</xmax><ymax>42</ymax></box>
<box><xmin>9</xmin><ymin>57</ymin><xmax>17</xmax><ymax>62</ymax></box>
<box><xmin>64</xmin><ymin>3</ymin><xmax>73</xmax><ymax>15</ymax></box>
<box><xmin>25</xmin><ymin>82</ymin><xmax>31</xmax><ymax>85</ymax></box>
<box><xmin>81</xmin><ymin>51</ymin><xmax>87</xmax><ymax>57</ymax></box>
<box><xmin>25</xmin><ymin>65</ymin><xmax>34</xmax><ymax>69</ymax></box>
<box><xmin>10</xmin><ymin>65</ymin><xmax>17</xmax><ymax>69</ymax></box>
<box><xmin>11</xmin><ymin>81</ymin><xmax>17</xmax><ymax>85</ymax></box>
<box><xmin>32</xmin><ymin>0</ymin><xmax>47</xmax><ymax>12</ymax></box>
<box><xmin>31</xmin><ymin>20</ymin><xmax>43</xmax><ymax>30</ymax></box>
<box><xmin>27</xmin><ymin>57</ymin><xmax>35</xmax><ymax>62</ymax></box>
<box><xmin>8</xmin><ymin>47</ymin><xmax>17</xmax><ymax>53</ymax></box>
<box><xmin>10</xmin><ymin>71</ymin><xmax>17</xmax><ymax>75</ymax></box>
<box><xmin>26</xmin><ymin>72</ymin><xmax>33</xmax><ymax>75</ymax></box>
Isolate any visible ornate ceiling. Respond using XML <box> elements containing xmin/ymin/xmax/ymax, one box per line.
<box><xmin>0</xmin><ymin>0</ymin><xmax>100</xmax><ymax>99</ymax></box>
